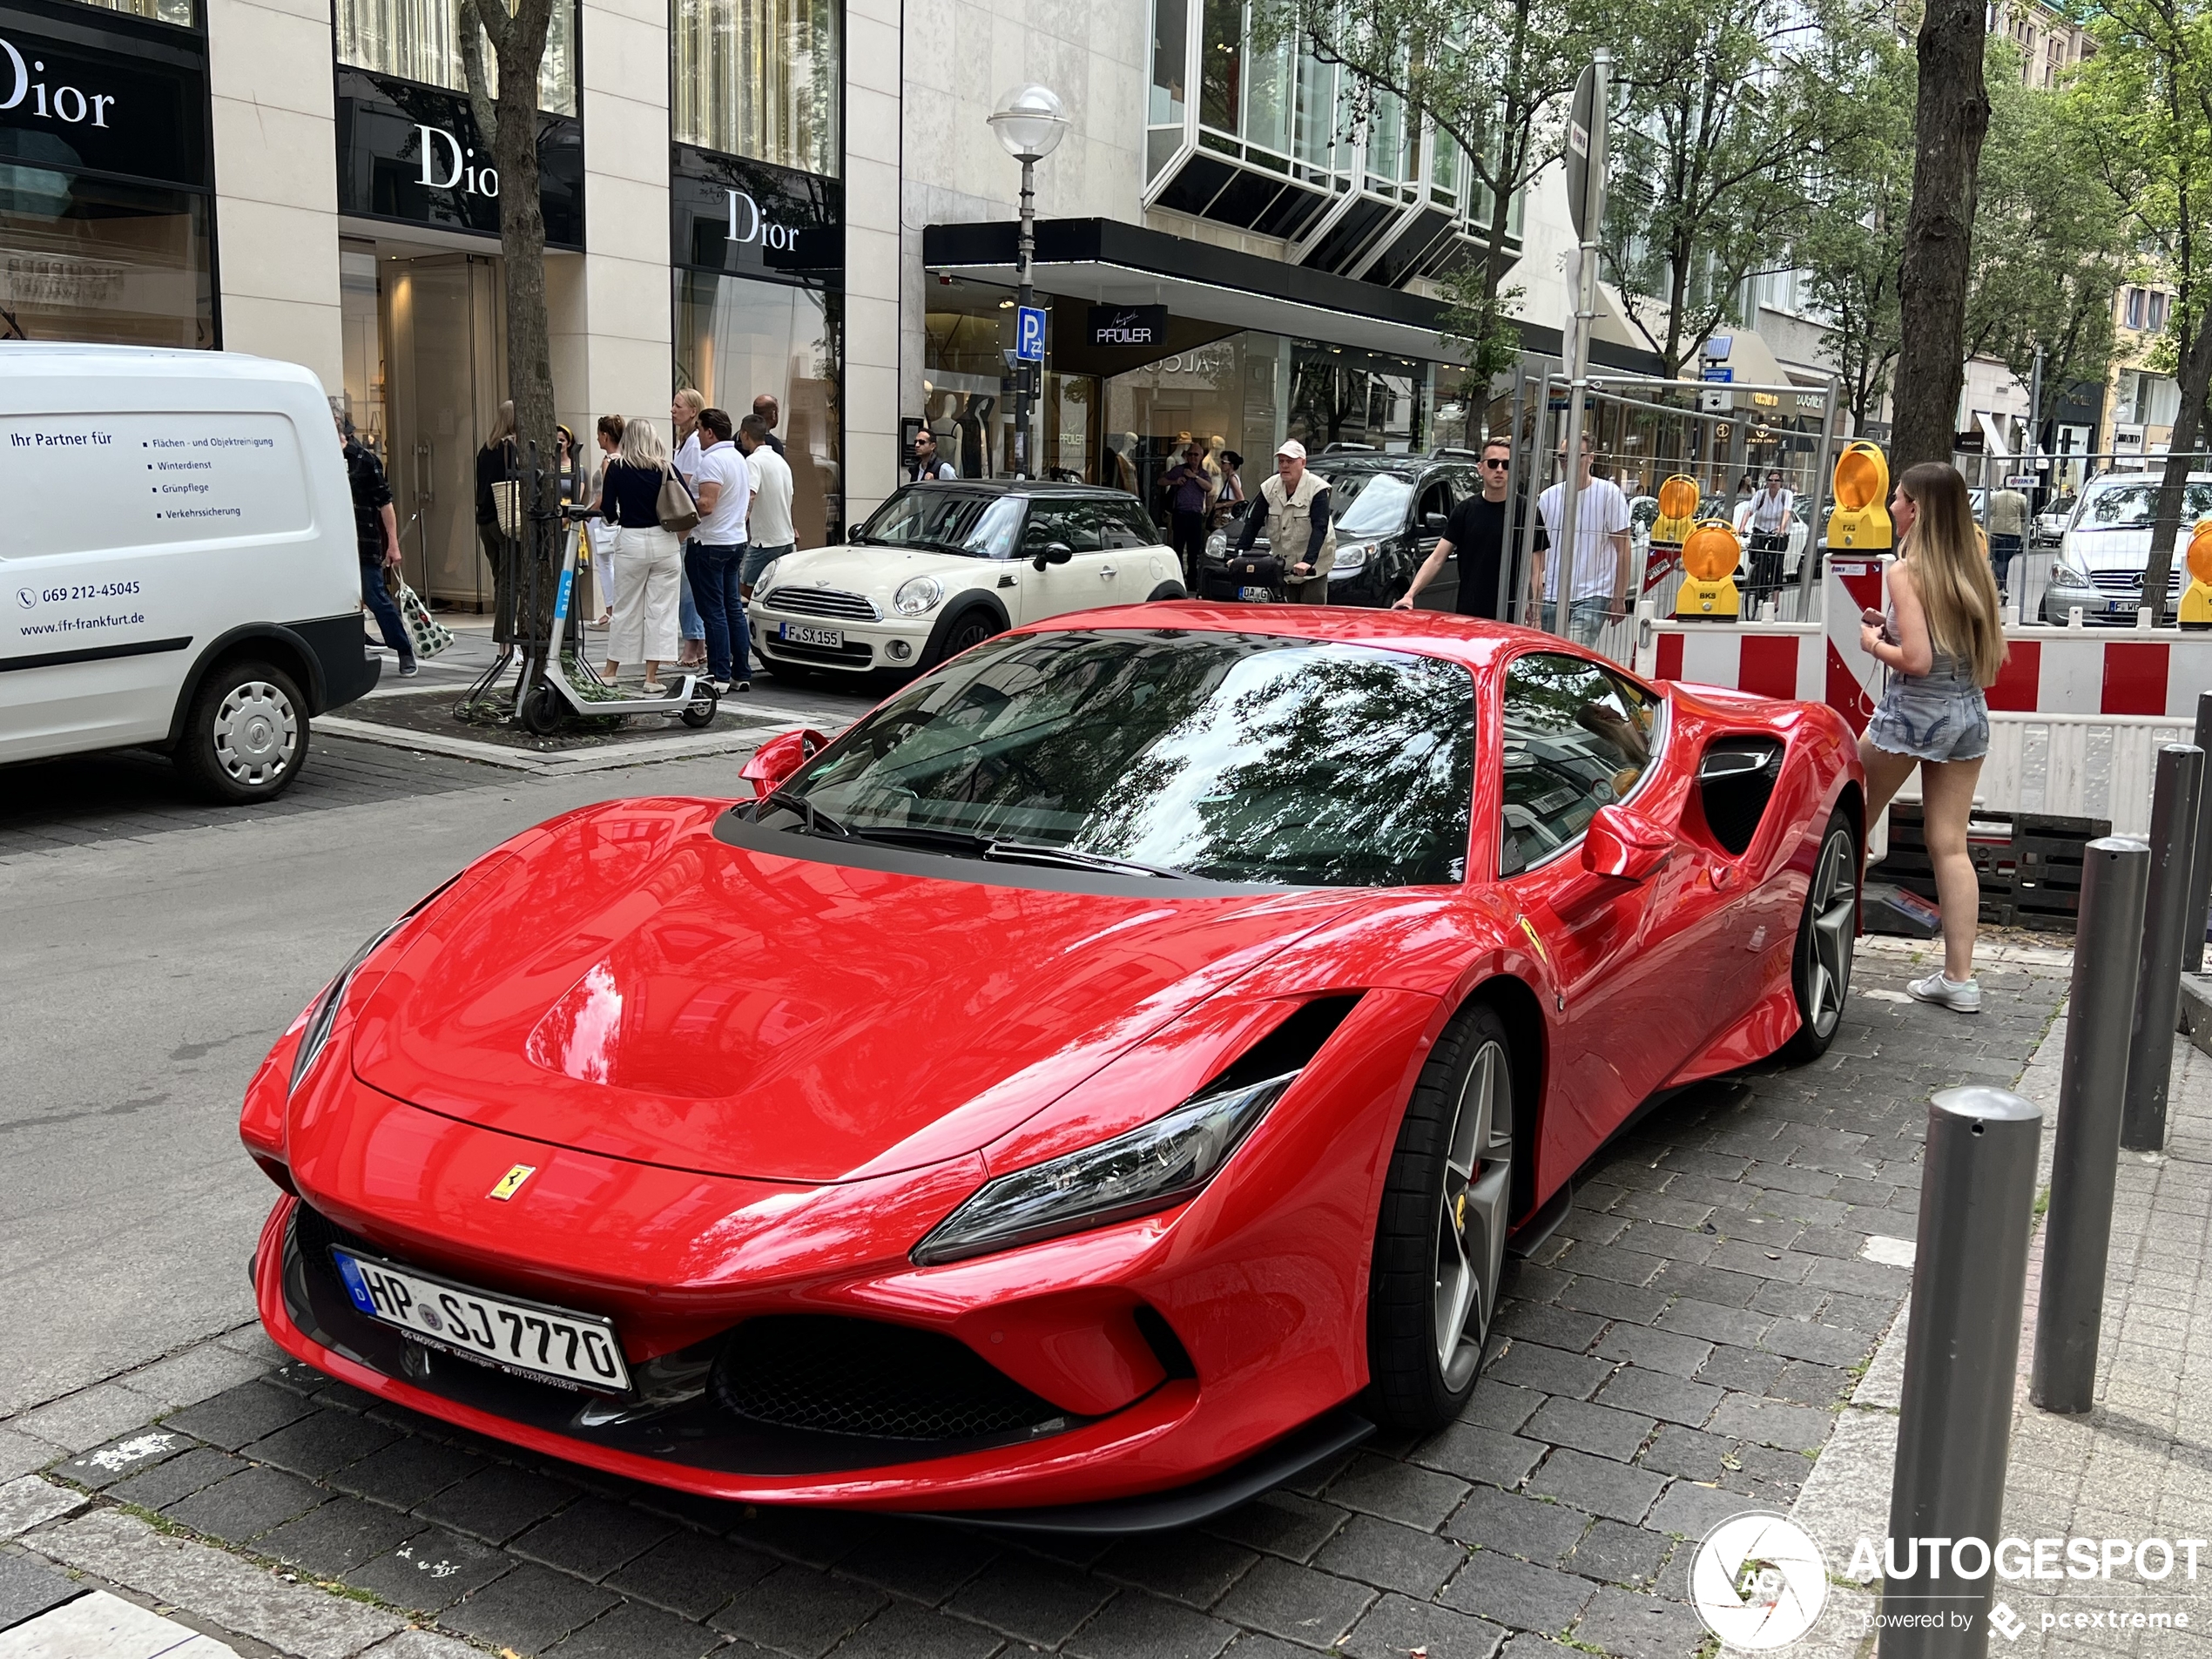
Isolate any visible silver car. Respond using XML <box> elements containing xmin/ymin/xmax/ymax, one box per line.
<box><xmin>2041</xmin><ymin>472</ymin><xmax>2212</xmax><ymax>624</ymax></box>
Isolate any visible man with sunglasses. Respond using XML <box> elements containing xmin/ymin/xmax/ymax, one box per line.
<box><xmin>1394</xmin><ymin>435</ymin><xmax>1519</xmax><ymax>617</ymax></box>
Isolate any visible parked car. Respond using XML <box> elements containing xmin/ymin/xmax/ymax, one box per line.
<box><xmin>2033</xmin><ymin>492</ymin><xmax>2077</xmax><ymax>548</ymax></box>
<box><xmin>0</xmin><ymin>344</ymin><xmax>377</xmax><ymax>801</ymax></box>
<box><xmin>246</xmin><ymin>607</ymin><xmax>1863</xmax><ymax>1521</ymax></box>
<box><xmin>2040</xmin><ymin>472</ymin><xmax>2212</xmax><ymax>624</ymax></box>
<box><xmin>751</xmin><ymin>482</ymin><xmax>1184</xmax><ymax>683</ymax></box>
<box><xmin>1200</xmin><ymin>451</ymin><xmax>1486</xmax><ymax>608</ymax></box>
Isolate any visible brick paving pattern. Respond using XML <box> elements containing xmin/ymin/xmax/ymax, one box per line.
<box><xmin>4</xmin><ymin>941</ymin><xmax>2069</xmax><ymax>1656</ymax></box>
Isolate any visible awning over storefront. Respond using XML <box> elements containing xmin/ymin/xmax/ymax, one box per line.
<box><xmin>923</xmin><ymin>218</ymin><xmax>1663</xmax><ymax>374</ymax></box>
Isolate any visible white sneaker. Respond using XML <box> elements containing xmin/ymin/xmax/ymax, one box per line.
<box><xmin>1907</xmin><ymin>971</ymin><xmax>1982</xmax><ymax>1014</ymax></box>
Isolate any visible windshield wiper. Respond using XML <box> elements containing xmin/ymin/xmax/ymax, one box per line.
<box><xmin>843</xmin><ymin>824</ymin><xmax>993</xmax><ymax>856</ymax></box>
<box><xmin>982</xmin><ymin>840</ymin><xmax>1189</xmax><ymax>880</ymax></box>
<box><xmin>757</xmin><ymin>788</ymin><xmax>856</xmax><ymax>840</ymax></box>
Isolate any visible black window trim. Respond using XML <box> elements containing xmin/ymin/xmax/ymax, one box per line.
<box><xmin>1494</xmin><ymin>647</ymin><xmax>1672</xmax><ymax>876</ymax></box>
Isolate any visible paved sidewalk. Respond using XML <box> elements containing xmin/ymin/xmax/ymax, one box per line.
<box><xmin>0</xmin><ymin>938</ymin><xmax>2072</xmax><ymax>1657</ymax></box>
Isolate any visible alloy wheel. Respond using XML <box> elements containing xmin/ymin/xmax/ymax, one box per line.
<box><xmin>1433</xmin><ymin>1039</ymin><xmax>1512</xmax><ymax>1392</ymax></box>
<box><xmin>1804</xmin><ymin>826</ymin><xmax>1856</xmax><ymax>1036</ymax></box>
<box><xmin>212</xmin><ymin>680</ymin><xmax>298</xmax><ymax>786</ymax></box>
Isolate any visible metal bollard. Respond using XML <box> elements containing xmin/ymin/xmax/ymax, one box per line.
<box><xmin>2122</xmin><ymin>745</ymin><xmax>2206</xmax><ymax>1151</ymax></box>
<box><xmin>2186</xmin><ymin>692</ymin><xmax>2212</xmax><ymax>978</ymax></box>
<box><xmin>1884</xmin><ymin>1087</ymin><xmax>2041</xmax><ymax>1657</ymax></box>
<box><xmin>2031</xmin><ymin>837</ymin><xmax>2150</xmax><ymax>1413</ymax></box>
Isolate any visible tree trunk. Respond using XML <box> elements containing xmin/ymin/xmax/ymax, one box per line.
<box><xmin>2141</xmin><ymin>307</ymin><xmax>2212</xmax><ymax>622</ymax></box>
<box><xmin>1892</xmin><ymin>0</ymin><xmax>1988</xmax><ymax>470</ymax></box>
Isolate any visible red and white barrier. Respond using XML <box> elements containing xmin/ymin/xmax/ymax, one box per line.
<box><xmin>1638</xmin><ymin>559</ymin><xmax>2212</xmax><ymax>836</ymax></box>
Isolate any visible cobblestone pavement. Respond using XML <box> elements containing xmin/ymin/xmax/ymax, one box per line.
<box><xmin>0</xmin><ymin>937</ymin><xmax>2071</xmax><ymax>1657</ymax></box>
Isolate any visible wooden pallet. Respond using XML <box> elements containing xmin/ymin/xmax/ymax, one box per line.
<box><xmin>1871</xmin><ymin>805</ymin><xmax>2110</xmax><ymax>934</ymax></box>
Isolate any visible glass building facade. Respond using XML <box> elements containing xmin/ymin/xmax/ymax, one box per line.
<box><xmin>335</xmin><ymin>0</ymin><xmax>577</xmax><ymax>116</ymax></box>
<box><xmin>672</xmin><ymin>0</ymin><xmax>840</xmax><ymax>178</ymax></box>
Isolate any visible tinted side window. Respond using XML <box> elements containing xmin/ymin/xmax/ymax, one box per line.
<box><xmin>1093</xmin><ymin>501</ymin><xmax>1157</xmax><ymax>549</ymax></box>
<box><xmin>1417</xmin><ymin>477</ymin><xmax>1454</xmax><ymax>533</ymax></box>
<box><xmin>1498</xmin><ymin>653</ymin><xmax>1662</xmax><ymax>873</ymax></box>
<box><xmin>1022</xmin><ymin>502</ymin><xmax>1103</xmax><ymax>554</ymax></box>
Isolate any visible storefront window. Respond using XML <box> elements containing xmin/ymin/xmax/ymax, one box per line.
<box><xmin>675</xmin><ymin>270</ymin><xmax>843</xmax><ymax>545</ymax></box>
<box><xmin>672</xmin><ymin>0</ymin><xmax>839</xmax><ymax>178</ymax></box>
<box><xmin>334</xmin><ymin>0</ymin><xmax>577</xmax><ymax>117</ymax></box>
<box><xmin>0</xmin><ymin>168</ymin><xmax>212</xmax><ymax>347</ymax></box>
<box><xmin>65</xmin><ymin>0</ymin><xmax>194</xmax><ymax>28</ymax></box>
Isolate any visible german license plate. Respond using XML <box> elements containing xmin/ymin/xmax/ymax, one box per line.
<box><xmin>330</xmin><ymin>1247</ymin><xmax>631</xmax><ymax>1393</ymax></box>
<box><xmin>1238</xmin><ymin>585</ymin><xmax>1274</xmax><ymax>602</ymax></box>
<box><xmin>779</xmin><ymin>622</ymin><xmax>844</xmax><ymax>649</ymax></box>
<box><xmin>2106</xmin><ymin>599</ymin><xmax>2133</xmax><ymax>614</ymax></box>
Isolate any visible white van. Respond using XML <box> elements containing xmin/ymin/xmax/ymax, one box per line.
<box><xmin>1</xmin><ymin>345</ymin><xmax>377</xmax><ymax>802</ymax></box>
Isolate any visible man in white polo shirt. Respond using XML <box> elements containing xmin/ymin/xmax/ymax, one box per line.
<box><xmin>685</xmin><ymin>408</ymin><xmax>754</xmax><ymax>693</ymax></box>
<box><xmin>1534</xmin><ymin>432</ymin><xmax>1632</xmax><ymax>651</ymax></box>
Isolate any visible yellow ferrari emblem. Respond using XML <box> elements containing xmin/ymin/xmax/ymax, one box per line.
<box><xmin>488</xmin><ymin>1163</ymin><xmax>536</xmax><ymax>1202</ymax></box>
<box><xmin>1516</xmin><ymin>914</ymin><xmax>1551</xmax><ymax>967</ymax></box>
<box><xmin>1455</xmin><ymin>1193</ymin><xmax>1468</xmax><ymax>1231</ymax></box>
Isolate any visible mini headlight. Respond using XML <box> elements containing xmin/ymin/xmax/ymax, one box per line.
<box><xmin>911</xmin><ymin>1069</ymin><xmax>1297</xmax><ymax>1265</ymax></box>
<box><xmin>894</xmin><ymin>574</ymin><xmax>944</xmax><ymax>617</ymax></box>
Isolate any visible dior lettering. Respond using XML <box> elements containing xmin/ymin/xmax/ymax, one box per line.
<box><xmin>417</xmin><ymin>125</ymin><xmax>497</xmax><ymax>197</ymax></box>
<box><xmin>0</xmin><ymin>37</ymin><xmax>118</xmax><ymax>127</ymax></box>
<box><xmin>725</xmin><ymin>189</ymin><xmax>798</xmax><ymax>250</ymax></box>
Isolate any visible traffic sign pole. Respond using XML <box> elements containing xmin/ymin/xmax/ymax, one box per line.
<box><xmin>1555</xmin><ymin>50</ymin><xmax>1610</xmax><ymax>636</ymax></box>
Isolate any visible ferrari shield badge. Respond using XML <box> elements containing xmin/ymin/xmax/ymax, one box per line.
<box><xmin>488</xmin><ymin>1163</ymin><xmax>537</xmax><ymax>1202</ymax></box>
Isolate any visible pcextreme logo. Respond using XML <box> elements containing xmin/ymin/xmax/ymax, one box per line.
<box><xmin>1689</xmin><ymin>1514</ymin><xmax>1829</xmax><ymax>1649</ymax></box>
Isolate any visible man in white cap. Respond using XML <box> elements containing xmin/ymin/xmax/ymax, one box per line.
<box><xmin>1231</xmin><ymin>439</ymin><xmax>1335</xmax><ymax>603</ymax></box>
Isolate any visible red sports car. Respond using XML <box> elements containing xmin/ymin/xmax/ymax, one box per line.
<box><xmin>241</xmin><ymin>605</ymin><xmax>1863</xmax><ymax>1528</ymax></box>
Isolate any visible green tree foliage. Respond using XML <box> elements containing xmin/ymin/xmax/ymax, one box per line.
<box><xmin>2067</xmin><ymin>0</ymin><xmax>2212</xmax><ymax>616</ymax></box>
<box><xmin>1965</xmin><ymin>44</ymin><xmax>2123</xmax><ymax>448</ymax></box>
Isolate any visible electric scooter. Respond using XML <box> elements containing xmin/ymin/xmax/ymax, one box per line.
<box><xmin>516</xmin><ymin>512</ymin><xmax>718</xmax><ymax>736</ymax></box>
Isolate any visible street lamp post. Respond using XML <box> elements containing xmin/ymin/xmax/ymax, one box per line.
<box><xmin>988</xmin><ymin>84</ymin><xmax>1067</xmax><ymax>480</ymax></box>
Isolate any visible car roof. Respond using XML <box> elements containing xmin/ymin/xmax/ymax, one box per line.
<box><xmin>2085</xmin><ymin>471</ymin><xmax>2212</xmax><ymax>489</ymax></box>
<box><xmin>890</xmin><ymin>480</ymin><xmax>1139</xmax><ymax>500</ymax></box>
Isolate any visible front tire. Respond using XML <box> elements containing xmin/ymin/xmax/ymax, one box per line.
<box><xmin>177</xmin><ymin>660</ymin><xmax>307</xmax><ymax>804</ymax></box>
<box><xmin>1781</xmin><ymin>809</ymin><xmax>1858</xmax><ymax>1062</ymax></box>
<box><xmin>924</xmin><ymin>607</ymin><xmax>1001</xmax><ymax>669</ymax></box>
<box><xmin>1369</xmin><ymin>1000</ymin><xmax>1516</xmax><ymax>1432</ymax></box>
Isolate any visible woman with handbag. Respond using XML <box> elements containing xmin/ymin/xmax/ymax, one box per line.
<box><xmin>475</xmin><ymin>401</ymin><xmax>519</xmax><ymax>640</ymax></box>
<box><xmin>596</xmin><ymin>417</ymin><xmax>686</xmax><ymax>692</ymax></box>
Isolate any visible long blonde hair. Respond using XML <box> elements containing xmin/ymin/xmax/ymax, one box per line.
<box><xmin>1898</xmin><ymin>462</ymin><xmax>2007</xmax><ymax>685</ymax></box>
<box><xmin>483</xmin><ymin>399</ymin><xmax>516</xmax><ymax>449</ymax></box>
<box><xmin>617</xmin><ymin>418</ymin><xmax>670</xmax><ymax>472</ymax></box>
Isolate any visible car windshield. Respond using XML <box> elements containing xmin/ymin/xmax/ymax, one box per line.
<box><xmin>850</xmin><ymin>491</ymin><xmax>1026</xmax><ymax>557</ymax></box>
<box><xmin>2080</xmin><ymin>482</ymin><xmax>2212</xmax><ymax>529</ymax></box>
<box><xmin>780</xmin><ymin>630</ymin><xmax>1476</xmax><ymax>887</ymax></box>
<box><xmin>1330</xmin><ymin>471</ymin><xmax>1417</xmax><ymax>537</ymax></box>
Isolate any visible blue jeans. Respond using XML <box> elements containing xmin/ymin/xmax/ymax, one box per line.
<box><xmin>686</xmin><ymin>542</ymin><xmax>747</xmax><ymax>683</ymax></box>
<box><xmin>1541</xmin><ymin>596</ymin><xmax>1611</xmax><ymax>648</ymax></box>
<box><xmin>361</xmin><ymin>561</ymin><xmax>413</xmax><ymax>665</ymax></box>
<box><xmin>678</xmin><ymin>547</ymin><xmax>705</xmax><ymax>644</ymax></box>
<box><xmin>742</xmin><ymin>542</ymin><xmax>792</xmax><ymax>592</ymax></box>
<box><xmin>1989</xmin><ymin>533</ymin><xmax>2022</xmax><ymax>597</ymax></box>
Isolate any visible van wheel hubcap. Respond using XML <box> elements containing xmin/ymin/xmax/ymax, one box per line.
<box><xmin>213</xmin><ymin>681</ymin><xmax>297</xmax><ymax>786</ymax></box>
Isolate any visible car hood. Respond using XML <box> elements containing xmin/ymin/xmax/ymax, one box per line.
<box><xmin>760</xmin><ymin>543</ymin><xmax>999</xmax><ymax>604</ymax></box>
<box><xmin>347</xmin><ymin>799</ymin><xmax>1360</xmax><ymax>1184</ymax></box>
<box><xmin>2062</xmin><ymin>527</ymin><xmax>2155</xmax><ymax>571</ymax></box>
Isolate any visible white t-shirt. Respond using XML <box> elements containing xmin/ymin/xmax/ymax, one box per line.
<box><xmin>1537</xmin><ymin>476</ymin><xmax>1633</xmax><ymax>601</ymax></box>
<box><xmin>691</xmin><ymin>442</ymin><xmax>751</xmax><ymax>546</ymax></box>
<box><xmin>1749</xmin><ymin>487</ymin><xmax>1794</xmax><ymax>535</ymax></box>
<box><xmin>745</xmin><ymin>443</ymin><xmax>796</xmax><ymax>547</ymax></box>
<box><xmin>674</xmin><ymin>430</ymin><xmax>702</xmax><ymax>486</ymax></box>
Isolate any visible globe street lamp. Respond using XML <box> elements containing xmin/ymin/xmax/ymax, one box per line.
<box><xmin>987</xmin><ymin>84</ymin><xmax>1066</xmax><ymax>478</ymax></box>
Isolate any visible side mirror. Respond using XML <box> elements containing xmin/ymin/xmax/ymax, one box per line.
<box><xmin>1044</xmin><ymin>541</ymin><xmax>1075</xmax><ymax>565</ymax></box>
<box><xmin>1581</xmin><ymin>804</ymin><xmax>1673</xmax><ymax>882</ymax></box>
<box><xmin>740</xmin><ymin>726</ymin><xmax>831</xmax><ymax>799</ymax></box>
<box><xmin>1425</xmin><ymin>512</ymin><xmax>1450</xmax><ymax>536</ymax></box>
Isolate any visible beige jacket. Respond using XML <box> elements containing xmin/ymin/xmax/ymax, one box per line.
<box><xmin>1261</xmin><ymin>469</ymin><xmax>1336</xmax><ymax>591</ymax></box>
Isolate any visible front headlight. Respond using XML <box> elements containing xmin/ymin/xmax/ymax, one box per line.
<box><xmin>1205</xmin><ymin>529</ymin><xmax>1227</xmax><ymax>559</ymax></box>
<box><xmin>288</xmin><ymin>919</ymin><xmax>406</xmax><ymax>1095</ymax></box>
<box><xmin>911</xmin><ymin>1069</ymin><xmax>1298</xmax><ymax>1265</ymax></box>
<box><xmin>894</xmin><ymin>574</ymin><xmax>944</xmax><ymax>617</ymax></box>
<box><xmin>2054</xmin><ymin>546</ymin><xmax>2093</xmax><ymax>582</ymax></box>
<box><xmin>1330</xmin><ymin>540</ymin><xmax>1378</xmax><ymax>577</ymax></box>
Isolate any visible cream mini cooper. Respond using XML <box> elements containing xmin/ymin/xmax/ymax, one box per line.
<box><xmin>752</xmin><ymin>482</ymin><xmax>1187</xmax><ymax>682</ymax></box>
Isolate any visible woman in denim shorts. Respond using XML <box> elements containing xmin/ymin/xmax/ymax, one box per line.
<box><xmin>1858</xmin><ymin>463</ymin><xmax>2010</xmax><ymax>1013</ymax></box>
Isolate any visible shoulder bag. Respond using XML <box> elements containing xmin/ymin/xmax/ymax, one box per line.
<box><xmin>657</xmin><ymin>464</ymin><xmax>700</xmax><ymax>536</ymax></box>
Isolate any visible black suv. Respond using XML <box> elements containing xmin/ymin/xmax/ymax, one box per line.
<box><xmin>1199</xmin><ymin>450</ymin><xmax>1490</xmax><ymax>608</ymax></box>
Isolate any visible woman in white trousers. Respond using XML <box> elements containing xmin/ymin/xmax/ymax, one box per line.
<box><xmin>588</xmin><ymin>415</ymin><xmax>623</xmax><ymax>629</ymax></box>
<box><xmin>596</xmin><ymin>418</ymin><xmax>684</xmax><ymax>690</ymax></box>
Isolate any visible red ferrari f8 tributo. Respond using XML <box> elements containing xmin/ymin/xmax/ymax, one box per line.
<box><xmin>241</xmin><ymin>605</ymin><xmax>1862</xmax><ymax>1527</ymax></box>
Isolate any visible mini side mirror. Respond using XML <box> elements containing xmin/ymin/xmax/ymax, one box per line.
<box><xmin>1030</xmin><ymin>542</ymin><xmax>1075</xmax><ymax>571</ymax></box>
<box><xmin>741</xmin><ymin>726</ymin><xmax>831</xmax><ymax>799</ymax></box>
<box><xmin>1581</xmin><ymin>804</ymin><xmax>1673</xmax><ymax>882</ymax></box>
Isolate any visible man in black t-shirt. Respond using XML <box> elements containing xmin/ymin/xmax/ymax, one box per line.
<box><xmin>1395</xmin><ymin>435</ymin><xmax>1518</xmax><ymax>617</ymax></box>
<box><xmin>338</xmin><ymin>414</ymin><xmax>416</xmax><ymax>677</ymax></box>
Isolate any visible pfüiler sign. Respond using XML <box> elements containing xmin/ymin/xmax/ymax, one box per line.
<box><xmin>1089</xmin><ymin>304</ymin><xmax>1168</xmax><ymax>349</ymax></box>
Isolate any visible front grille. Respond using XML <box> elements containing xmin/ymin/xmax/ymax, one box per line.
<box><xmin>711</xmin><ymin>1316</ymin><xmax>1067</xmax><ymax>1441</ymax></box>
<box><xmin>2088</xmin><ymin>569</ymin><xmax>2184</xmax><ymax>597</ymax></box>
<box><xmin>768</xmin><ymin>587</ymin><xmax>880</xmax><ymax>621</ymax></box>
